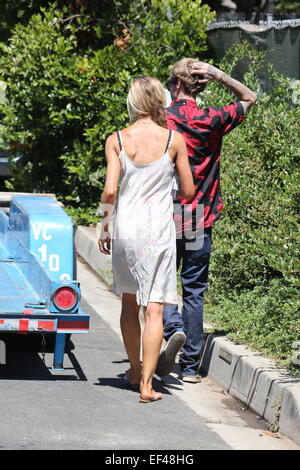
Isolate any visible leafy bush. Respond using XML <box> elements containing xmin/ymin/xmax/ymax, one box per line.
<box><xmin>0</xmin><ymin>0</ymin><xmax>132</xmax><ymax>43</ymax></box>
<box><xmin>0</xmin><ymin>0</ymin><xmax>51</xmax><ymax>41</ymax></box>
<box><xmin>0</xmin><ymin>0</ymin><xmax>214</xmax><ymax>215</ymax></box>
<box><xmin>275</xmin><ymin>1</ymin><xmax>300</xmax><ymax>14</ymax></box>
<box><xmin>206</xmin><ymin>280</ymin><xmax>299</xmax><ymax>368</ymax></box>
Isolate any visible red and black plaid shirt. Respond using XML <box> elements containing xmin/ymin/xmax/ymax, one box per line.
<box><xmin>167</xmin><ymin>99</ymin><xmax>244</xmax><ymax>231</ymax></box>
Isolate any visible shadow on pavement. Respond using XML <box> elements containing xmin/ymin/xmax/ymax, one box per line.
<box><xmin>94</xmin><ymin>367</ymin><xmax>182</xmax><ymax>398</ymax></box>
<box><xmin>0</xmin><ymin>332</ymin><xmax>87</xmax><ymax>381</ymax></box>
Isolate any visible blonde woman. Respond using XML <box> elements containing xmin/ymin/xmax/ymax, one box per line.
<box><xmin>98</xmin><ymin>76</ymin><xmax>194</xmax><ymax>403</ymax></box>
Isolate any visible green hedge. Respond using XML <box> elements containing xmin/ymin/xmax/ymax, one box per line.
<box><xmin>0</xmin><ymin>1</ymin><xmax>214</xmax><ymax>221</ymax></box>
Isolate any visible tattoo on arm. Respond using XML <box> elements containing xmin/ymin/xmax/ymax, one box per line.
<box><xmin>207</xmin><ymin>65</ymin><xmax>219</xmax><ymax>80</ymax></box>
<box><xmin>219</xmin><ymin>72</ymin><xmax>255</xmax><ymax>103</ymax></box>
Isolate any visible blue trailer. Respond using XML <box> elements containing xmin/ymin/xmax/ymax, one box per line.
<box><xmin>0</xmin><ymin>195</ymin><xmax>89</xmax><ymax>369</ymax></box>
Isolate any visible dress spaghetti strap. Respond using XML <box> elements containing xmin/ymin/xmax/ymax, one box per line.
<box><xmin>164</xmin><ymin>130</ymin><xmax>173</xmax><ymax>154</ymax></box>
<box><xmin>117</xmin><ymin>130</ymin><xmax>123</xmax><ymax>153</ymax></box>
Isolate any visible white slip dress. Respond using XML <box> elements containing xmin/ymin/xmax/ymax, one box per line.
<box><xmin>111</xmin><ymin>129</ymin><xmax>177</xmax><ymax>307</ymax></box>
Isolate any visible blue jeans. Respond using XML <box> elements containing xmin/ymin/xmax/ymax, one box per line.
<box><xmin>163</xmin><ymin>228</ymin><xmax>212</xmax><ymax>375</ymax></box>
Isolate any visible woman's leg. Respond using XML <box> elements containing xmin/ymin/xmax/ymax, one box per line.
<box><xmin>140</xmin><ymin>302</ymin><xmax>163</xmax><ymax>399</ymax></box>
<box><xmin>120</xmin><ymin>293</ymin><xmax>142</xmax><ymax>384</ymax></box>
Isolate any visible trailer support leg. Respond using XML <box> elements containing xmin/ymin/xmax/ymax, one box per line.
<box><xmin>53</xmin><ymin>333</ymin><xmax>66</xmax><ymax>370</ymax></box>
<box><xmin>0</xmin><ymin>339</ymin><xmax>6</xmax><ymax>365</ymax></box>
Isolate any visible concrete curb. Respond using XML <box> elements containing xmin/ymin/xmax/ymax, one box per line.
<box><xmin>199</xmin><ymin>335</ymin><xmax>300</xmax><ymax>444</ymax></box>
<box><xmin>75</xmin><ymin>225</ymin><xmax>300</xmax><ymax>446</ymax></box>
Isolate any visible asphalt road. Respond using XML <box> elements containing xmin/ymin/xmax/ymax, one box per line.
<box><xmin>0</xmin><ymin>298</ymin><xmax>229</xmax><ymax>451</ymax></box>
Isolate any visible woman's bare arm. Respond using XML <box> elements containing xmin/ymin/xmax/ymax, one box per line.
<box><xmin>98</xmin><ymin>133</ymin><xmax>121</xmax><ymax>254</ymax></box>
<box><xmin>173</xmin><ymin>132</ymin><xmax>195</xmax><ymax>202</ymax></box>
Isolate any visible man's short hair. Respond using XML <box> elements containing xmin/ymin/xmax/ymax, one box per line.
<box><xmin>168</xmin><ymin>58</ymin><xmax>206</xmax><ymax>96</ymax></box>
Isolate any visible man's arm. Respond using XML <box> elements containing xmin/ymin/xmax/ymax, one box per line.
<box><xmin>191</xmin><ymin>62</ymin><xmax>257</xmax><ymax>114</ymax></box>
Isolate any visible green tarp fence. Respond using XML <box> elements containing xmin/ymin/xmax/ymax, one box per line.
<box><xmin>207</xmin><ymin>17</ymin><xmax>300</xmax><ymax>91</ymax></box>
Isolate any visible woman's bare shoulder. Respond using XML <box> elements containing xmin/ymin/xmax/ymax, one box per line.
<box><xmin>171</xmin><ymin>129</ymin><xmax>186</xmax><ymax>146</ymax></box>
<box><xmin>106</xmin><ymin>131</ymin><xmax>118</xmax><ymax>143</ymax></box>
<box><xmin>105</xmin><ymin>132</ymin><xmax>121</xmax><ymax>156</ymax></box>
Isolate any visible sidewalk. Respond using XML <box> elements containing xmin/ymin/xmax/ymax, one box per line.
<box><xmin>75</xmin><ymin>224</ymin><xmax>300</xmax><ymax>447</ymax></box>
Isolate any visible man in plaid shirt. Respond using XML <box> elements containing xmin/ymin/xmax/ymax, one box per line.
<box><xmin>156</xmin><ymin>59</ymin><xmax>257</xmax><ymax>382</ymax></box>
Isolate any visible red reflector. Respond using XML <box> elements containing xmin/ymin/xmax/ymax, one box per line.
<box><xmin>19</xmin><ymin>318</ymin><xmax>29</xmax><ymax>334</ymax></box>
<box><xmin>57</xmin><ymin>321</ymin><xmax>89</xmax><ymax>331</ymax></box>
<box><xmin>53</xmin><ymin>287</ymin><xmax>77</xmax><ymax>311</ymax></box>
<box><xmin>37</xmin><ymin>321</ymin><xmax>55</xmax><ymax>331</ymax></box>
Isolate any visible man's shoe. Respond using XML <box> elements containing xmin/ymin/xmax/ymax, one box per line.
<box><xmin>180</xmin><ymin>374</ymin><xmax>202</xmax><ymax>384</ymax></box>
<box><xmin>155</xmin><ymin>331</ymin><xmax>186</xmax><ymax>377</ymax></box>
